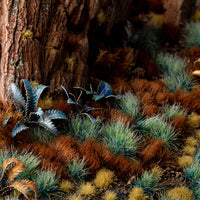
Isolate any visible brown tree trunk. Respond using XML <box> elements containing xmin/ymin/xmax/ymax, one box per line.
<box><xmin>0</xmin><ymin>0</ymin><xmax>131</xmax><ymax>101</ymax></box>
<box><xmin>163</xmin><ymin>0</ymin><xmax>196</xmax><ymax>26</ymax></box>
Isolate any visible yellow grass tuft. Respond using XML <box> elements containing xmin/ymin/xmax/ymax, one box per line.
<box><xmin>77</xmin><ymin>182</ymin><xmax>95</xmax><ymax>196</ymax></box>
<box><xmin>68</xmin><ymin>194</ymin><xmax>83</xmax><ymax>200</ymax></box>
<box><xmin>186</xmin><ymin>112</ymin><xmax>200</xmax><ymax>128</ymax></box>
<box><xmin>183</xmin><ymin>145</ymin><xmax>196</xmax><ymax>155</ymax></box>
<box><xmin>167</xmin><ymin>186</ymin><xmax>195</xmax><ymax>200</ymax></box>
<box><xmin>97</xmin><ymin>9</ymin><xmax>106</xmax><ymax>26</ymax></box>
<box><xmin>60</xmin><ymin>180</ymin><xmax>73</xmax><ymax>192</ymax></box>
<box><xmin>102</xmin><ymin>190</ymin><xmax>117</xmax><ymax>200</ymax></box>
<box><xmin>128</xmin><ymin>187</ymin><xmax>148</xmax><ymax>200</ymax></box>
<box><xmin>177</xmin><ymin>156</ymin><xmax>193</xmax><ymax>168</ymax></box>
<box><xmin>38</xmin><ymin>96</ymin><xmax>53</xmax><ymax>109</ymax></box>
<box><xmin>152</xmin><ymin>14</ymin><xmax>164</xmax><ymax>27</ymax></box>
<box><xmin>195</xmin><ymin>129</ymin><xmax>200</xmax><ymax>140</ymax></box>
<box><xmin>192</xmin><ymin>10</ymin><xmax>200</xmax><ymax>21</ymax></box>
<box><xmin>186</xmin><ymin>137</ymin><xmax>198</xmax><ymax>147</ymax></box>
<box><xmin>151</xmin><ymin>166</ymin><xmax>163</xmax><ymax>178</ymax></box>
<box><xmin>30</xmin><ymin>81</ymin><xmax>40</xmax><ymax>88</ymax></box>
<box><xmin>93</xmin><ymin>168</ymin><xmax>116</xmax><ymax>188</ymax></box>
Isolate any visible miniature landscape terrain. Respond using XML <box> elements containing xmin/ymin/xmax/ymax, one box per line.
<box><xmin>2</xmin><ymin>0</ymin><xmax>200</xmax><ymax>200</ymax></box>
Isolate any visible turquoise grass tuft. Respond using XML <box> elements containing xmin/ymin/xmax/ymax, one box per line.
<box><xmin>116</xmin><ymin>92</ymin><xmax>142</xmax><ymax>120</ymax></box>
<box><xmin>68</xmin><ymin>157</ymin><xmax>89</xmax><ymax>181</ymax></box>
<box><xmin>101</xmin><ymin>121</ymin><xmax>139</xmax><ymax>158</ymax></box>
<box><xmin>136</xmin><ymin>115</ymin><xmax>177</xmax><ymax>150</ymax></box>
<box><xmin>69</xmin><ymin>116</ymin><xmax>101</xmax><ymax>142</ymax></box>
<box><xmin>184</xmin><ymin>21</ymin><xmax>200</xmax><ymax>47</ymax></box>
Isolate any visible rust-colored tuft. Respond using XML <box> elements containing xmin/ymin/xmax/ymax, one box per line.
<box><xmin>48</xmin><ymin>136</ymin><xmax>79</xmax><ymax>162</ymax></box>
<box><xmin>171</xmin><ymin>116</ymin><xmax>188</xmax><ymax>134</ymax></box>
<box><xmin>112</xmin><ymin>78</ymin><xmax>132</xmax><ymax>94</ymax></box>
<box><xmin>140</xmin><ymin>139</ymin><xmax>164</xmax><ymax>163</ymax></box>
<box><xmin>142</xmin><ymin>104</ymin><xmax>159</xmax><ymax>117</ymax></box>
<box><xmin>79</xmin><ymin>139</ymin><xmax>104</xmax><ymax>173</ymax></box>
<box><xmin>110</xmin><ymin>109</ymin><xmax>133</xmax><ymax>125</ymax></box>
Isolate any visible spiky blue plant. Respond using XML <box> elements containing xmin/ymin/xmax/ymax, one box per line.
<box><xmin>4</xmin><ymin>79</ymin><xmax>68</xmax><ymax>137</ymax></box>
<box><xmin>75</xmin><ymin>81</ymin><xmax>121</xmax><ymax>102</ymax></box>
<box><xmin>134</xmin><ymin>170</ymin><xmax>162</xmax><ymax>196</ymax></box>
<box><xmin>33</xmin><ymin>170</ymin><xmax>60</xmax><ymax>199</ymax></box>
<box><xmin>115</xmin><ymin>92</ymin><xmax>141</xmax><ymax>120</ymax></box>
<box><xmin>69</xmin><ymin>116</ymin><xmax>101</xmax><ymax>142</ymax></box>
<box><xmin>161</xmin><ymin>103</ymin><xmax>187</xmax><ymax>120</ymax></box>
<box><xmin>136</xmin><ymin>115</ymin><xmax>177</xmax><ymax>150</ymax></box>
<box><xmin>68</xmin><ymin>157</ymin><xmax>89</xmax><ymax>181</ymax></box>
<box><xmin>156</xmin><ymin>53</ymin><xmax>193</xmax><ymax>92</ymax></box>
<box><xmin>101</xmin><ymin>121</ymin><xmax>139</xmax><ymax>158</ymax></box>
<box><xmin>184</xmin><ymin>21</ymin><xmax>200</xmax><ymax>47</ymax></box>
<box><xmin>61</xmin><ymin>85</ymin><xmax>96</xmax><ymax>122</ymax></box>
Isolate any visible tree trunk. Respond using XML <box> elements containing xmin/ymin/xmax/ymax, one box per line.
<box><xmin>0</xmin><ymin>0</ymin><xmax>131</xmax><ymax>101</ymax></box>
<box><xmin>163</xmin><ymin>0</ymin><xmax>196</xmax><ymax>26</ymax></box>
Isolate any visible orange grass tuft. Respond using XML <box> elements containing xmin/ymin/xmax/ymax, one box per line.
<box><xmin>48</xmin><ymin>136</ymin><xmax>79</xmax><ymax>162</ymax></box>
<box><xmin>142</xmin><ymin>104</ymin><xmax>159</xmax><ymax>117</ymax></box>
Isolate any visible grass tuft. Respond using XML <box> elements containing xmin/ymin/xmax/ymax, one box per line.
<box><xmin>33</xmin><ymin>169</ymin><xmax>60</xmax><ymax>199</ymax></box>
<box><xmin>102</xmin><ymin>190</ymin><xmax>117</xmax><ymax>200</ymax></box>
<box><xmin>178</xmin><ymin>156</ymin><xmax>193</xmax><ymax>168</ymax></box>
<box><xmin>68</xmin><ymin>157</ymin><xmax>89</xmax><ymax>181</ymax></box>
<box><xmin>186</xmin><ymin>137</ymin><xmax>198</xmax><ymax>147</ymax></box>
<box><xmin>101</xmin><ymin>121</ymin><xmax>139</xmax><ymax>158</ymax></box>
<box><xmin>60</xmin><ymin>180</ymin><xmax>73</xmax><ymax>192</ymax></box>
<box><xmin>128</xmin><ymin>187</ymin><xmax>148</xmax><ymax>200</ymax></box>
<box><xmin>69</xmin><ymin>116</ymin><xmax>101</xmax><ymax>142</ymax></box>
<box><xmin>0</xmin><ymin>148</ymin><xmax>40</xmax><ymax>180</ymax></box>
<box><xmin>167</xmin><ymin>186</ymin><xmax>195</xmax><ymax>200</ymax></box>
<box><xmin>156</xmin><ymin>53</ymin><xmax>193</xmax><ymax>92</ymax></box>
<box><xmin>183</xmin><ymin>145</ymin><xmax>196</xmax><ymax>155</ymax></box>
<box><xmin>116</xmin><ymin>92</ymin><xmax>141</xmax><ymax>120</ymax></box>
<box><xmin>136</xmin><ymin>115</ymin><xmax>177</xmax><ymax>150</ymax></box>
<box><xmin>134</xmin><ymin>170</ymin><xmax>162</xmax><ymax>196</ymax></box>
<box><xmin>93</xmin><ymin>168</ymin><xmax>116</xmax><ymax>188</ymax></box>
<box><xmin>185</xmin><ymin>21</ymin><xmax>200</xmax><ymax>47</ymax></box>
<box><xmin>77</xmin><ymin>182</ymin><xmax>96</xmax><ymax>196</ymax></box>
<box><xmin>161</xmin><ymin>103</ymin><xmax>186</xmax><ymax>120</ymax></box>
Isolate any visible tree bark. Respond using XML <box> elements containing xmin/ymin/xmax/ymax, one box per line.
<box><xmin>0</xmin><ymin>0</ymin><xmax>131</xmax><ymax>101</ymax></box>
<box><xmin>163</xmin><ymin>0</ymin><xmax>196</xmax><ymax>26</ymax></box>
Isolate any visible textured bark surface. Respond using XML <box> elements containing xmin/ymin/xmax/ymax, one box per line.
<box><xmin>163</xmin><ymin>0</ymin><xmax>196</xmax><ymax>26</ymax></box>
<box><xmin>0</xmin><ymin>0</ymin><xmax>132</xmax><ymax>100</ymax></box>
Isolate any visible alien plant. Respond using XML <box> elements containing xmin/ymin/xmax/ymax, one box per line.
<box><xmin>3</xmin><ymin>79</ymin><xmax>68</xmax><ymax>137</ymax></box>
<box><xmin>0</xmin><ymin>158</ymin><xmax>38</xmax><ymax>200</ymax></box>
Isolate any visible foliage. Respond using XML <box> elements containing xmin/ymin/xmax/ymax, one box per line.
<box><xmin>156</xmin><ymin>53</ymin><xmax>193</xmax><ymax>92</ymax></box>
<box><xmin>61</xmin><ymin>85</ymin><xmax>96</xmax><ymax>122</ymax></box>
<box><xmin>0</xmin><ymin>149</ymin><xmax>40</xmax><ymax>180</ymax></box>
<box><xmin>75</xmin><ymin>81</ymin><xmax>121</xmax><ymax>102</ymax></box>
<box><xmin>93</xmin><ymin>168</ymin><xmax>115</xmax><ymax>188</ymax></box>
<box><xmin>68</xmin><ymin>157</ymin><xmax>89</xmax><ymax>181</ymax></box>
<box><xmin>115</xmin><ymin>92</ymin><xmax>141</xmax><ymax>120</ymax></box>
<box><xmin>134</xmin><ymin>170</ymin><xmax>162</xmax><ymax>196</ymax></box>
<box><xmin>161</xmin><ymin>103</ymin><xmax>187</xmax><ymax>120</ymax></box>
<box><xmin>185</xmin><ymin>21</ymin><xmax>200</xmax><ymax>47</ymax></box>
<box><xmin>5</xmin><ymin>79</ymin><xmax>68</xmax><ymax>137</ymax></box>
<box><xmin>69</xmin><ymin>116</ymin><xmax>101</xmax><ymax>142</ymax></box>
<box><xmin>33</xmin><ymin>169</ymin><xmax>60</xmax><ymax>199</ymax></box>
<box><xmin>77</xmin><ymin>182</ymin><xmax>96</xmax><ymax>196</ymax></box>
<box><xmin>136</xmin><ymin>26</ymin><xmax>160</xmax><ymax>58</ymax></box>
<box><xmin>101</xmin><ymin>121</ymin><xmax>139</xmax><ymax>158</ymax></box>
<box><xmin>0</xmin><ymin>158</ymin><xmax>38</xmax><ymax>200</ymax></box>
<box><xmin>136</xmin><ymin>115</ymin><xmax>177</xmax><ymax>150</ymax></box>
